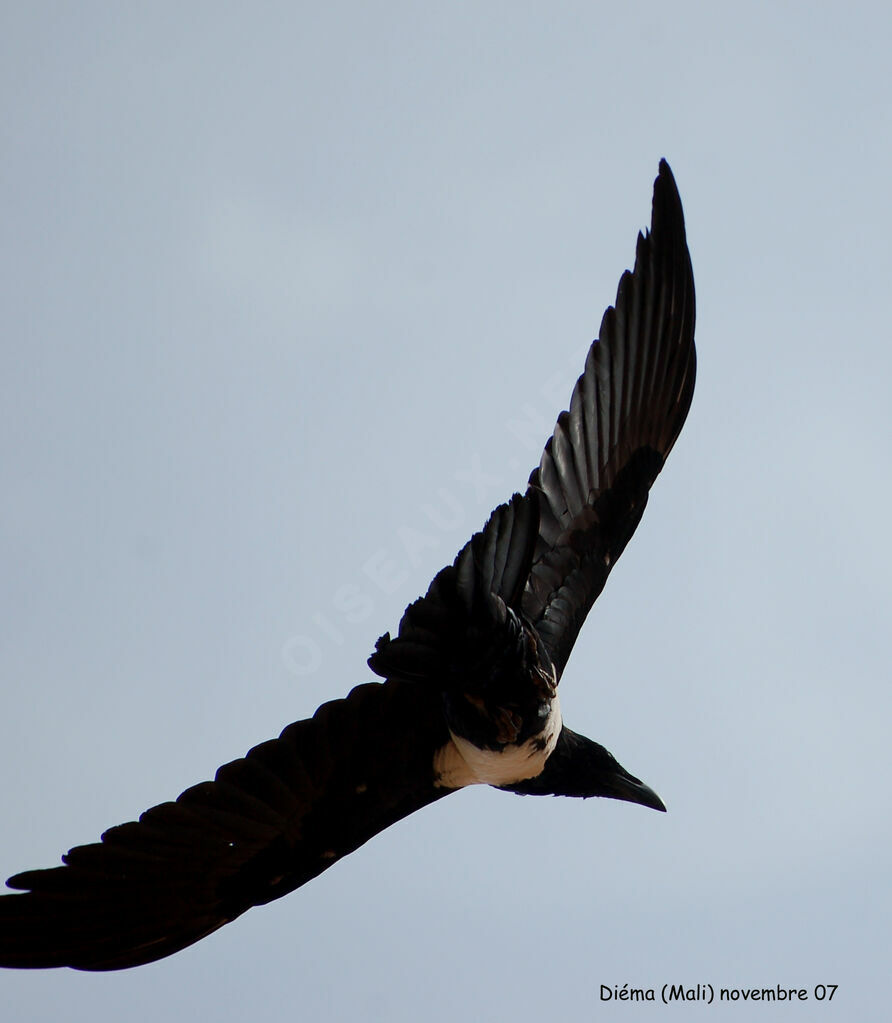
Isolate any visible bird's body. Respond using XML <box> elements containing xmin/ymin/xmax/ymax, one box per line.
<box><xmin>0</xmin><ymin>159</ymin><xmax>695</xmax><ymax>970</ymax></box>
<box><xmin>432</xmin><ymin>693</ymin><xmax>562</xmax><ymax>789</ymax></box>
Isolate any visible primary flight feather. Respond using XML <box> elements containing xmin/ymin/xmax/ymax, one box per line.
<box><xmin>0</xmin><ymin>159</ymin><xmax>695</xmax><ymax>970</ymax></box>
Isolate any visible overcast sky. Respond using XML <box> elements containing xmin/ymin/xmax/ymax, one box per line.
<box><xmin>2</xmin><ymin>3</ymin><xmax>890</xmax><ymax>1020</ymax></box>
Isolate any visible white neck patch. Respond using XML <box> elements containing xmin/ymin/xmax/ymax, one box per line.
<box><xmin>432</xmin><ymin>695</ymin><xmax>562</xmax><ymax>789</ymax></box>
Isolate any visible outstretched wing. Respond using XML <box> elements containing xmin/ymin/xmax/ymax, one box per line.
<box><xmin>523</xmin><ymin>159</ymin><xmax>696</xmax><ymax>677</ymax></box>
<box><xmin>371</xmin><ymin>161</ymin><xmax>695</xmax><ymax>686</ymax></box>
<box><xmin>368</xmin><ymin>493</ymin><xmax>539</xmax><ymax>686</ymax></box>
<box><xmin>0</xmin><ymin>680</ymin><xmax>450</xmax><ymax>970</ymax></box>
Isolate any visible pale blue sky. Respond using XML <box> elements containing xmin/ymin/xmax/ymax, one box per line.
<box><xmin>2</xmin><ymin>3</ymin><xmax>890</xmax><ymax>1020</ymax></box>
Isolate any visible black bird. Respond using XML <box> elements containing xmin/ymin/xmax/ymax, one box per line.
<box><xmin>0</xmin><ymin>160</ymin><xmax>695</xmax><ymax>970</ymax></box>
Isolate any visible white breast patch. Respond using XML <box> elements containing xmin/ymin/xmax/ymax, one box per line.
<box><xmin>432</xmin><ymin>696</ymin><xmax>562</xmax><ymax>789</ymax></box>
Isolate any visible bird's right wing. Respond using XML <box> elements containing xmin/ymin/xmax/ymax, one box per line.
<box><xmin>368</xmin><ymin>494</ymin><xmax>539</xmax><ymax>686</ymax></box>
<box><xmin>0</xmin><ymin>679</ymin><xmax>451</xmax><ymax>971</ymax></box>
<box><xmin>523</xmin><ymin>160</ymin><xmax>696</xmax><ymax>678</ymax></box>
<box><xmin>371</xmin><ymin>163</ymin><xmax>695</xmax><ymax>689</ymax></box>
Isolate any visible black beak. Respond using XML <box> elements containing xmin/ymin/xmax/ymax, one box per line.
<box><xmin>606</xmin><ymin>766</ymin><xmax>666</xmax><ymax>812</ymax></box>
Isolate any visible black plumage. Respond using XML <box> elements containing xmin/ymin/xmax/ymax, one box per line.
<box><xmin>0</xmin><ymin>159</ymin><xmax>696</xmax><ymax>970</ymax></box>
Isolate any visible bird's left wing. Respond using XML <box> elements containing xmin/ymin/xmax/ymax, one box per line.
<box><xmin>0</xmin><ymin>679</ymin><xmax>450</xmax><ymax>970</ymax></box>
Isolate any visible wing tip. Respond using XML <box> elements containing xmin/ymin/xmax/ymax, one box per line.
<box><xmin>651</xmin><ymin>158</ymin><xmax>688</xmax><ymax>249</ymax></box>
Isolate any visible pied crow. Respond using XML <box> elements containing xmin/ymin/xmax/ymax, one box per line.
<box><xmin>0</xmin><ymin>159</ymin><xmax>695</xmax><ymax>970</ymax></box>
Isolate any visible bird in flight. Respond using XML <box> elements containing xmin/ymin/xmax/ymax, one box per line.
<box><xmin>0</xmin><ymin>159</ymin><xmax>695</xmax><ymax>971</ymax></box>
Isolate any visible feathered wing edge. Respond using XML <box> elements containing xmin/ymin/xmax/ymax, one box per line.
<box><xmin>369</xmin><ymin>162</ymin><xmax>695</xmax><ymax>687</ymax></box>
<box><xmin>0</xmin><ymin>680</ymin><xmax>450</xmax><ymax>970</ymax></box>
<box><xmin>523</xmin><ymin>160</ymin><xmax>696</xmax><ymax>677</ymax></box>
<box><xmin>368</xmin><ymin>493</ymin><xmax>539</xmax><ymax>685</ymax></box>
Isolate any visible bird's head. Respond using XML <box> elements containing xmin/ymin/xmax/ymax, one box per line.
<box><xmin>501</xmin><ymin>726</ymin><xmax>666</xmax><ymax>811</ymax></box>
